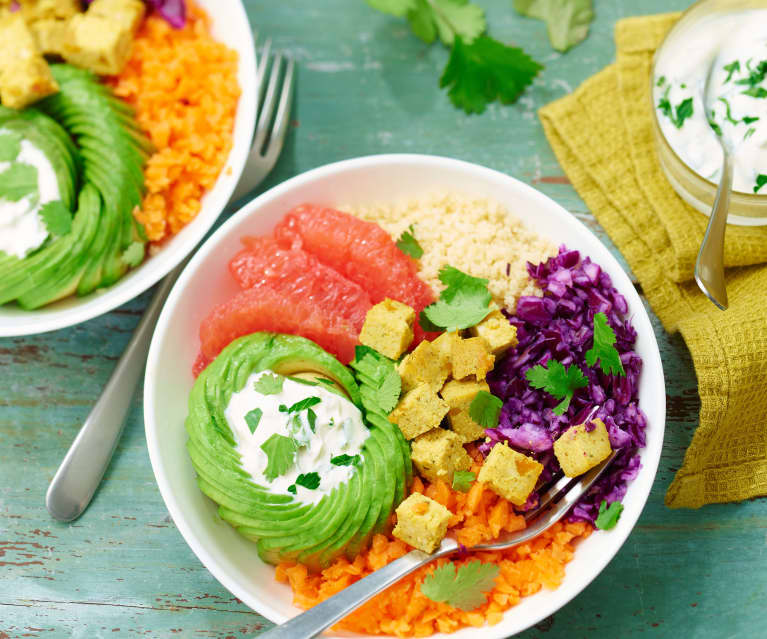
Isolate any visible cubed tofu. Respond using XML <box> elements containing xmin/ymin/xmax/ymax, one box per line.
<box><xmin>477</xmin><ymin>443</ymin><xmax>543</xmax><ymax>506</ymax></box>
<box><xmin>470</xmin><ymin>308</ymin><xmax>518</xmax><ymax>356</ymax></box>
<box><xmin>63</xmin><ymin>13</ymin><xmax>133</xmax><ymax>75</ymax></box>
<box><xmin>358</xmin><ymin>298</ymin><xmax>415</xmax><ymax>360</ymax></box>
<box><xmin>398</xmin><ymin>340</ymin><xmax>450</xmax><ymax>393</ymax></box>
<box><xmin>392</xmin><ymin>493</ymin><xmax>451</xmax><ymax>553</ymax></box>
<box><xmin>410</xmin><ymin>428</ymin><xmax>472</xmax><ymax>484</ymax></box>
<box><xmin>431</xmin><ymin>330</ymin><xmax>462</xmax><ymax>376</ymax></box>
<box><xmin>29</xmin><ymin>18</ymin><xmax>69</xmax><ymax>57</ymax></box>
<box><xmin>553</xmin><ymin>418</ymin><xmax>613</xmax><ymax>477</ymax></box>
<box><xmin>440</xmin><ymin>378</ymin><xmax>490</xmax><ymax>442</ymax></box>
<box><xmin>88</xmin><ymin>0</ymin><xmax>145</xmax><ymax>35</ymax></box>
<box><xmin>19</xmin><ymin>0</ymin><xmax>81</xmax><ymax>23</ymax></box>
<box><xmin>451</xmin><ymin>336</ymin><xmax>495</xmax><ymax>381</ymax></box>
<box><xmin>0</xmin><ymin>13</ymin><xmax>58</xmax><ymax>109</ymax></box>
<box><xmin>388</xmin><ymin>383</ymin><xmax>449</xmax><ymax>440</ymax></box>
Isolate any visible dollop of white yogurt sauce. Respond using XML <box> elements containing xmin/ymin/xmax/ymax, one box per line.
<box><xmin>0</xmin><ymin>131</ymin><xmax>60</xmax><ymax>259</ymax></box>
<box><xmin>653</xmin><ymin>10</ymin><xmax>767</xmax><ymax>194</ymax></box>
<box><xmin>225</xmin><ymin>371</ymin><xmax>370</xmax><ymax>505</ymax></box>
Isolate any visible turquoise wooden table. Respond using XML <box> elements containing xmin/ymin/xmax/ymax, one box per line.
<box><xmin>2</xmin><ymin>1</ymin><xmax>766</xmax><ymax>637</ymax></box>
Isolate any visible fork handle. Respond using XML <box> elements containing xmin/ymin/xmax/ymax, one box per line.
<box><xmin>258</xmin><ymin>545</ymin><xmax>453</xmax><ymax>639</ymax></box>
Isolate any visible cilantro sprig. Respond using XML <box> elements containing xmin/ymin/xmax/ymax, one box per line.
<box><xmin>585</xmin><ymin>312</ymin><xmax>626</xmax><ymax>377</ymax></box>
<box><xmin>0</xmin><ymin>162</ymin><xmax>38</xmax><ymax>202</ymax></box>
<box><xmin>279</xmin><ymin>397</ymin><xmax>322</xmax><ymax>414</ymax></box>
<box><xmin>755</xmin><ymin>174</ymin><xmax>767</xmax><ymax>194</ymax></box>
<box><xmin>260</xmin><ymin>434</ymin><xmax>298</xmax><ymax>481</ymax></box>
<box><xmin>39</xmin><ymin>201</ymin><xmax>72</xmax><ymax>237</ymax></box>
<box><xmin>350</xmin><ymin>345</ymin><xmax>402</xmax><ymax>414</ymax></box>
<box><xmin>595</xmin><ymin>500</ymin><xmax>624</xmax><ymax>530</ymax></box>
<box><xmin>525</xmin><ymin>359</ymin><xmax>588</xmax><ymax>415</ymax></box>
<box><xmin>254</xmin><ymin>373</ymin><xmax>285</xmax><ymax>394</ymax></box>
<box><xmin>331</xmin><ymin>453</ymin><xmax>361</xmax><ymax>466</ymax></box>
<box><xmin>513</xmin><ymin>0</ymin><xmax>594</xmax><ymax>53</ymax></box>
<box><xmin>420</xmin><ymin>265</ymin><xmax>493</xmax><ymax>332</ymax></box>
<box><xmin>451</xmin><ymin>470</ymin><xmax>475</xmax><ymax>492</ymax></box>
<box><xmin>468</xmin><ymin>390</ymin><xmax>502</xmax><ymax>429</ymax></box>
<box><xmin>396</xmin><ymin>224</ymin><xmax>424</xmax><ymax>259</ymax></box>
<box><xmin>421</xmin><ymin>560</ymin><xmax>499</xmax><ymax>610</ymax></box>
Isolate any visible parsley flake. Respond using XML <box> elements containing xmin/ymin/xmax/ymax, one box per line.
<box><xmin>421</xmin><ymin>265</ymin><xmax>492</xmax><ymax>332</ymax></box>
<box><xmin>396</xmin><ymin>224</ymin><xmax>424</xmax><ymax>259</ymax></box>
<box><xmin>742</xmin><ymin>115</ymin><xmax>760</xmax><ymax>125</ymax></box>
<box><xmin>287</xmin><ymin>484</ymin><xmax>297</xmax><ymax>494</ymax></box>
<box><xmin>585</xmin><ymin>312</ymin><xmax>626</xmax><ymax>376</ymax></box>
<box><xmin>468</xmin><ymin>390</ymin><xmax>502</xmax><ymax>429</ymax></box>
<box><xmin>260</xmin><ymin>434</ymin><xmax>298</xmax><ymax>481</ymax></box>
<box><xmin>595</xmin><ymin>500</ymin><xmax>624</xmax><ymax>530</ymax></box>
<box><xmin>755</xmin><ymin>174</ymin><xmax>767</xmax><ymax>194</ymax></box>
<box><xmin>0</xmin><ymin>162</ymin><xmax>38</xmax><ymax>202</ymax></box>
<box><xmin>254</xmin><ymin>373</ymin><xmax>285</xmax><ymax>395</ymax></box>
<box><xmin>244</xmin><ymin>408</ymin><xmax>263</xmax><ymax>434</ymax></box>
<box><xmin>331</xmin><ymin>453</ymin><xmax>361</xmax><ymax>466</ymax></box>
<box><xmin>742</xmin><ymin>86</ymin><xmax>767</xmax><ymax>99</ymax></box>
<box><xmin>723</xmin><ymin>60</ymin><xmax>740</xmax><ymax>83</ymax></box>
<box><xmin>39</xmin><ymin>200</ymin><xmax>72</xmax><ymax>237</ymax></box>
<box><xmin>525</xmin><ymin>359</ymin><xmax>588</xmax><ymax>416</ymax></box>
<box><xmin>295</xmin><ymin>472</ymin><xmax>321</xmax><ymax>490</ymax></box>
<box><xmin>452</xmin><ymin>470</ymin><xmax>476</xmax><ymax>492</ymax></box>
<box><xmin>513</xmin><ymin>0</ymin><xmax>594</xmax><ymax>53</ymax></box>
<box><xmin>421</xmin><ymin>560</ymin><xmax>499</xmax><ymax>610</ymax></box>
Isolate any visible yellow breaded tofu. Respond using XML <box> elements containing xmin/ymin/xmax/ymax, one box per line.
<box><xmin>358</xmin><ymin>298</ymin><xmax>415</xmax><ymax>360</ymax></box>
<box><xmin>478</xmin><ymin>443</ymin><xmax>543</xmax><ymax>506</ymax></box>
<box><xmin>19</xmin><ymin>0</ymin><xmax>81</xmax><ymax>23</ymax></box>
<box><xmin>88</xmin><ymin>0</ymin><xmax>145</xmax><ymax>34</ymax></box>
<box><xmin>553</xmin><ymin>418</ymin><xmax>613</xmax><ymax>477</ymax></box>
<box><xmin>440</xmin><ymin>378</ymin><xmax>490</xmax><ymax>442</ymax></box>
<box><xmin>431</xmin><ymin>330</ymin><xmax>462</xmax><ymax>376</ymax></box>
<box><xmin>29</xmin><ymin>18</ymin><xmax>69</xmax><ymax>56</ymax></box>
<box><xmin>392</xmin><ymin>493</ymin><xmax>451</xmax><ymax>553</ymax></box>
<box><xmin>63</xmin><ymin>12</ymin><xmax>134</xmax><ymax>75</ymax></box>
<box><xmin>0</xmin><ymin>13</ymin><xmax>58</xmax><ymax>109</ymax></box>
<box><xmin>398</xmin><ymin>340</ymin><xmax>450</xmax><ymax>393</ymax></box>
<box><xmin>470</xmin><ymin>308</ymin><xmax>518</xmax><ymax>356</ymax></box>
<box><xmin>388</xmin><ymin>383</ymin><xmax>449</xmax><ymax>440</ymax></box>
<box><xmin>451</xmin><ymin>336</ymin><xmax>495</xmax><ymax>381</ymax></box>
<box><xmin>410</xmin><ymin>428</ymin><xmax>472</xmax><ymax>484</ymax></box>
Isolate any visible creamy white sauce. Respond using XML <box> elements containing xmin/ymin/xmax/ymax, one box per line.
<box><xmin>225</xmin><ymin>371</ymin><xmax>370</xmax><ymax>505</ymax></box>
<box><xmin>653</xmin><ymin>11</ymin><xmax>767</xmax><ymax>194</ymax></box>
<box><xmin>0</xmin><ymin>132</ymin><xmax>60</xmax><ymax>259</ymax></box>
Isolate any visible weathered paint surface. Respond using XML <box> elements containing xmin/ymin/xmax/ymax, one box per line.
<box><xmin>2</xmin><ymin>1</ymin><xmax>766</xmax><ymax>637</ymax></box>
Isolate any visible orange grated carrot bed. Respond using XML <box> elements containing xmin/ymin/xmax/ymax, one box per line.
<box><xmin>109</xmin><ymin>3</ymin><xmax>240</xmax><ymax>245</ymax></box>
<box><xmin>276</xmin><ymin>451</ymin><xmax>593</xmax><ymax>637</ymax></box>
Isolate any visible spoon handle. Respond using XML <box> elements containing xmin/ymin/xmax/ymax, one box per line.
<box><xmin>694</xmin><ymin>151</ymin><xmax>733</xmax><ymax>310</ymax></box>
<box><xmin>45</xmin><ymin>265</ymin><xmax>183</xmax><ymax>522</ymax></box>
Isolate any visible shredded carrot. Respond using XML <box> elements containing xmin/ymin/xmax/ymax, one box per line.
<box><xmin>277</xmin><ymin>457</ymin><xmax>593</xmax><ymax>636</ymax></box>
<box><xmin>109</xmin><ymin>3</ymin><xmax>240</xmax><ymax>244</ymax></box>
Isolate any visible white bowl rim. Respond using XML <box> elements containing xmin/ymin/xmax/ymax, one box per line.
<box><xmin>145</xmin><ymin>153</ymin><xmax>666</xmax><ymax>638</ymax></box>
<box><xmin>0</xmin><ymin>0</ymin><xmax>257</xmax><ymax>338</ymax></box>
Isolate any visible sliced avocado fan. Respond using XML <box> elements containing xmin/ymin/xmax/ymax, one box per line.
<box><xmin>0</xmin><ymin>64</ymin><xmax>151</xmax><ymax>308</ymax></box>
<box><xmin>185</xmin><ymin>333</ymin><xmax>412</xmax><ymax>572</ymax></box>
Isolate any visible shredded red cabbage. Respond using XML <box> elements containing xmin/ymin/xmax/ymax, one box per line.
<box><xmin>145</xmin><ymin>0</ymin><xmax>186</xmax><ymax>28</ymax></box>
<box><xmin>483</xmin><ymin>246</ymin><xmax>647</xmax><ymax>525</ymax></box>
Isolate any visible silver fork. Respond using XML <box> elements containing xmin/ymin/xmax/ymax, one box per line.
<box><xmin>45</xmin><ymin>38</ymin><xmax>295</xmax><ymax>523</ymax></box>
<box><xmin>258</xmin><ymin>451</ymin><xmax>618</xmax><ymax>639</ymax></box>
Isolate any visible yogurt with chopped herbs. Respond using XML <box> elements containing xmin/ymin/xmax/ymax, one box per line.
<box><xmin>225</xmin><ymin>371</ymin><xmax>369</xmax><ymax>505</ymax></box>
<box><xmin>653</xmin><ymin>11</ymin><xmax>767</xmax><ymax>194</ymax></box>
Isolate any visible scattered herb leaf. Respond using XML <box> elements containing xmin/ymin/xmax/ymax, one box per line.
<box><xmin>708</xmin><ymin>117</ymin><xmax>722</xmax><ymax>136</ymax></box>
<box><xmin>331</xmin><ymin>453</ymin><xmax>361</xmax><ymax>466</ymax></box>
<box><xmin>525</xmin><ymin>359</ymin><xmax>588</xmax><ymax>415</ymax></box>
<box><xmin>585</xmin><ymin>312</ymin><xmax>626</xmax><ymax>376</ymax></box>
<box><xmin>672</xmin><ymin>97</ymin><xmax>694</xmax><ymax>128</ymax></box>
<box><xmin>245</xmin><ymin>408</ymin><xmax>263</xmax><ymax>434</ymax></box>
<box><xmin>421</xmin><ymin>560</ymin><xmax>499</xmax><ymax>610</ymax></box>
<box><xmin>742</xmin><ymin>86</ymin><xmax>767</xmax><ymax>98</ymax></box>
<box><xmin>39</xmin><ymin>200</ymin><xmax>72</xmax><ymax>236</ymax></box>
<box><xmin>755</xmin><ymin>174</ymin><xmax>767</xmax><ymax>194</ymax></box>
<box><xmin>287</xmin><ymin>484</ymin><xmax>297</xmax><ymax>494</ymax></box>
<box><xmin>421</xmin><ymin>265</ymin><xmax>492</xmax><ymax>331</ymax></box>
<box><xmin>742</xmin><ymin>115</ymin><xmax>760</xmax><ymax>125</ymax></box>
<box><xmin>0</xmin><ymin>162</ymin><xmax>37</xmax><ymax>202</ymax></box>
<box><xmin>281</xmin><ymin>396</ymin><xmax>322</xmax><ymax>414</ymax></box>
<box><xmin>260</xmin><ymin>434</ymin><xmax>298</xmax><ymax>481</ymax></box>
<box><xmin>718</xmin><ymin>97</ymin><xmax>738</xmax><ymax>125</ymax></box>
<box><xmin>595</xmin><ymin>499</ymin><xmax>624</xmax><ymax>530</ymax></box>
<box><xmin>452</xmin><ymin>470</ymin><xmax>476</xmax><ymax>492</ymax></box>
<box><xmin>307</xmin><ymin>408</ymin><xmax>317</xmax><ymax>432</ymax></box>
<box><xmin>254</xmin><ymin>373</ymin><xmax>285</xmax><ymax>395</ymax></box>
<box><xmin>723</xmin><ymin>60</ymin><xmax>740</xmax><ymax>83</ymax></box>
<box><xmin>350</xmin><ymin>345</ymin><xmax>402</xmax><ymax>414</ymax></box>
<box><xmin>468</xmin><ymin>390</ymin><xmax>502</xmax><ymax>429</ymax></box>
<box><xmin>396</xmin><ymin>224</ymin><xmax>424</xmax><ymax>259</ymax></box>
<box><xmin>513</xmin><ymin>0</ymin><xmax>594</xmax><ymax>53</ymax></box>
<box><xmin>295</xmin><ymin>472</ymin><xmax>321</xmax><ymax>490</ymax></box>
<box><xmin>656</xmin><ymin>75</ymin><xmax>666</xmax><ymax>87</ymax></box>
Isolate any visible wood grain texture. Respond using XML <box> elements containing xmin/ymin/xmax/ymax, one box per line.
<box><xmin>2</xmin><ymin>1</ymin><xmax>765</xmax><ymax>637</ymax></box>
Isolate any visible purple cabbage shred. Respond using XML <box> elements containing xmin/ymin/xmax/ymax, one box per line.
<box><xmin>483</xmin><ymin>245</ymin><xmax>648</xmax><ymax>526</ymax></box>
<box><xmin>145</xmin><ymin>0</ymin><xmax>186</xmax><ymax>29</ymax></box>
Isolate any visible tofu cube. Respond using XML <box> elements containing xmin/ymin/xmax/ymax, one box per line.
<box><xmin>19</xmin><ymin>0</ymin><xmax>81</xmax><ymax>23</ymax></box>
<box><xmin>358</xmin><ymin>298</ymin><xmax>415</xmax><ymax>360</ymax></box>
<box><xmin>470</xmin><ymin>308</ymin><xmax>518</xmax><ymax>356</ymax></box>
<box><xmin>0</xmin><ymin>13</ymin><xmax>58</xmax><ymax>109</ymax></box>
<box><xmin>431</xmin><ymin>330</ymin><xmax>462</xmax><ymax>376</ymax></box>
<box><xmin>553</xmin><ymin>418</ymin><xmax>613</xmax><ymax>477</ymax></box>
<box><xmin>29</xmin><ymin>19</ymin><xmax>69</xmax><ymax>57</ymax></box>
<box><xmin>398</xmin><ymin>340</ymin><xmax>449</xmax><ymax>393</ymax></box>
<box><xmin>451</xmin><ymin>336</ymin><xmax>495</xmax><ymax>381</ymax></box>
<box><xmin>440</xmin><ymin>378</ymin><xmax>490</xmax><ymax>443</ymax></box>
<box><xmin>388</xmin><ymin>383</ymin><xmax>449</xmax><ymax>440</ymax></box>
<box><xmin>478</xmin><ymin>443</ymin><xmax>543</xmax><ymax>506</ymax></box>
<box><xmin>392</xmin><ymin>493</ymin><xmax>451</xmax><ymax>553</ymax></box>
<box><xmin>410</xmin><ymin>428</ymin><xmax>472</xmax><ymax>484</ymax></box>
<box><xmin>63</xmin><ymin>13</ymin><xmax>134</xmax><ymax>75</ymax></box>
<box><xmin>88</xmin><ymin>0</ymin><xmax>145</xmax><ymax>35</ymax></box>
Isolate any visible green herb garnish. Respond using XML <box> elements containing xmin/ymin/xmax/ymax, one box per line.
<box><xmin>421</xmin><ymin>560</ymin><xmax>499</xmax><ymax>610</ymax></box>
<box><xmin>420</xmin><ymin>265</ymin><xmax>492</xmax><ymax>332</ymax></box>
<box><xmin>708</xmin><ymin>117</ymin><xmax>722</xmax><ymax>136</ymax></box>
<box><xmin>513</xmin><ymin>0</ymin><xmax>594</xmax><ymax>53</ymax></box>
<box><xmin>755</xmin><ymin>174</ymin><xmax>767</xmax><ymax>194</ymax></box>
<box><xmin>452</xmin><ymin>470</ymin><xmax>476</xmax><ymax>492</ymax></box>
<box><xmin>0</xmin><ymin>162</ymin><xmax>37</xmax><ymax>202</ymax></box>
<box><xmin>396</xmin><ymin>224</ymin><xmax>424</xmax><ymax>259</ymax></box>
<box><xmin>468</xmin><ymin>390</ymin><xmax>502</xmax><ymax>429</ymax></box>
<box><xmin>260</xmin><ymin>434</ymin><xmax>298</xmax><ymax>481</ymax></box>
<box><xmin>656</xmin><ymin>75</ymin><xmax>666</xmax><ymax>87</ymax></box>
<box><xmin>280</xmin><ymin>397</ymin><xmax>322</xmax><ymax>414</ymax></box>
<box><xmin>331</xmin><ymin>453</ymin><xmax>361</xmax><ymax>466</ymax></box>
<box><xmin>718</xmin><ymin>97</ymin><xmax>739</xmax><ymax>125</ymax></box>
<box><xmin>585</xmin><ymin>312</ymin><xmax>626</xmax><ymax>376</ymax></box>
<box><xmin>672</xmin><ymin>97</ymin><xmax>693</xmax><ymax>128</ymax></box>
<box><xmin>742</xmin><ymin>86</ymin><xmax>767</xmax><ymax>99</ymax></box>
<box><xmin>295</xmin><ymin>472</ymin><xmax>321</xmax><ymax>490</ymax></box>
<box><xmin>244</xmin><ymin>408</ymin><xmax>263</xmax><ymax>434</ymax></box>
<box><xmin>525</xmin><ymin>359</ymin><xmax>588</xmax><ymax>416</ymax></box>
<box><xmin>742</xmin><ymin>115</ymin><xmax>760</xmax><ymax>125</ymax></box>
<box><xmin>595</xmin><ymin>499</ymin><xmax>624</xmax><ymax>530</ymax></box>
<box><xmin>350</xmin><ymin>345</ymin><xmax>402</xmax><ymax>414</ymax></box>
<box><xmin>39</xmin><ymin>200</ymin><xmax>72</xmax><ymax>237</ymax></box>
<box><xmin>307</xmin><ymin>408</ymin><xmax>317</xmax><ymax>432</ymax></box>
<box><xmin>745</xmin><ymin>127</ymin><xmax>757</xmax><ymax>141</ymax></box>
<box><xmin>254</xmin><ymin>373</ymin><xmax>285</xmax><ymax>395</ymax></box>
<box><xmin>723</xmin><ymin>60</ymin><xmax>740</xmax><ymax>83</ymax></box>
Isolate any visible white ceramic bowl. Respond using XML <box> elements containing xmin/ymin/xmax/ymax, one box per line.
<box><xmin>0</xmin><ymin>0</ymin><xmax>256</xmax><ymax>337</ymax></box>
<box><xmin>144</xmin><ymin>154</ymin><xmax>666</xmax><ymax>639</ymax></box>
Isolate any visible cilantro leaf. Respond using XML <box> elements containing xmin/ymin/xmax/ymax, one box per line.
<box><xmin>421</xmin><ymin>560</ymin><xmax>499</xmax><ymax>610</ymax></box>
<box><xmin>307</xmin><ymin>408</ymin><xmax>317</xmax><ymax>432</ymax></box>
<box><xmin>254</xmin><ymin>373</ymin><xmax>285</xmax><ymax>395</ymax></box>
<box><xmin>585</xmin><ymin>312</ymin><xmax>626</xmax><ymax>376</ymax></box>
<box><xmin>452</xmin><ymin>470</ymin><xmax>475</xmax><ymax>492</ymax></box>
<box><xmin>595</xmin><ymin>500</ymin><xmax>624</xmax><ymax>530</ymax></box>
<box><xmin>0</xmin><ymin>132</ymin><xmax>22</xmax><ymax>162</ymax></box>
<box><xmin>440</xmin><ymin>35</ymin><xmax>543</xmax><ymax>114</ymax></box>
<box><xmin>280</xmin><ymin>396</ymin><xmax>322</xmax><ymax>413</ymax></box>
<box><xmin>429</xmin><ymin>0</ymin><xmax>486</xmax><ymax>46</ymax></box>
<box><xmin>295</xmin><ymin>472</ymin><xmax>321</xmax><ymax>490</ymax></box>
<box><xmin>366</xmin><ymin>0</ymin><xmax>414</xmax><ymax>16</ymax></box>
<box><xmin>742</xmin><ymin>115</ymin><xmax>760</xmax><ymax>124</ymax></box>
<box><xmin>260</xmin><ymin>434</ymin><xmax>298</xmax><ymax>481</ymax></box>
<box><xmin>39</xmin><ymin>200</ymin><xmax>72</xmax><ymax>236</ymax></box>
<box><xmin>120</xmin><ymin>241</ymin><xmax>144</xmax><ymax>267</ymax></box>
<box><xmin>723</xmin><ymin>60</ymin><xmax>740</xmax><ymax>83</ymax></box>
<box><xmin>513</xmin><ymin>0</ymin><xmax>594</xmax><ymax>53</ymax></box>
<box><xmin>396</xmin><ymin>224</ymin><xmax>424</xmax><ymax>259</ymax></box>
<box><xmin>287</xmin><ymin>484</ymin><xmax>297</xmax><ymax>494</ymax></box>
<box><xmin>244</xmin><ymin>408</ymin><xmax>263</xmax><ymax>434</ymax></box>
<box><xmin>0</xmin><ymin>162</ymin><xmax>37</xmax><ymax>202</ymax></box>
<box><xmin>672</xmin><ymin>98</ymin><xmax>693</xmax><ymax>128</ymax></box>
<box><xmin>742</xmin><ymin>86</ymin><xmax>767</xmax><ymax>98</ymax></box>
<box><xmin>421</xmin><ymin>265</ymin><xmax>493</xmax><ymax>331</ymax></box>
<box><xmin>331</xmin><ymin>453</ymin><xmax>361</xmax><ymax>466</ymax></box>
<box><xmin>350</xmin><ymin>345</ymin><xmax>402</xmax><ymax>414</ymax></box>
<box><xmin>525</xmin><ymin>359</ymin><xmax>588</xmax><ymax>415</ymax></box>
<box><xmin>755</xmin><ymin>174</ymin><xmax>767</xmax><ymax>194</ymax></box>
<box><xmin>468</xmin><ymin>390</ymin><xmax>502</xmax><ymax>429</ymax></box>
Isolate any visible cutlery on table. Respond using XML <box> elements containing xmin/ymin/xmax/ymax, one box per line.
<box><xmin>46</xmin><ymin>38</ymin><xmax>295</xmax><ymax>522</ymax></box>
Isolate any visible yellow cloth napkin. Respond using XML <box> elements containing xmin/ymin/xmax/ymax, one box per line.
<box><xmin>539</xmin><ymin>13</ymin><xmax>767</xmax><ymax>508</ymax></box>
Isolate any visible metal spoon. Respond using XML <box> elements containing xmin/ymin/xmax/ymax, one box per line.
<box><xmin>694</xmin><ymin>60</ymin><xmax>733</xmax><ymax>310</ymax></box>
